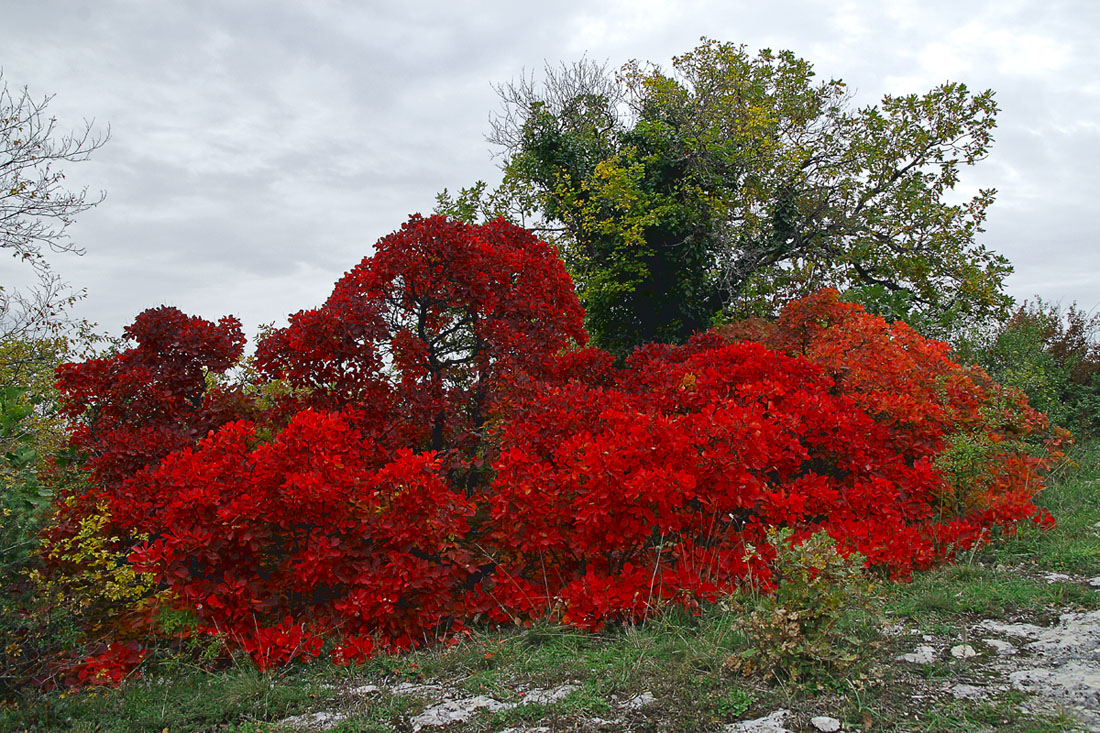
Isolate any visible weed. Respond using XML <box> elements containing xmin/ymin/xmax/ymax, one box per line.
<box><xmin>715</xmin><ymin>688</ymin><xmax>753</xmax><ymax>718</ymax></box>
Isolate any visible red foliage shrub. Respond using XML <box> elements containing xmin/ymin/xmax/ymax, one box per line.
<box><xmin>255</xmin><ymin>215</ymin><xmax>586</xmax><ymax>466</ymax></box>
<box><xmin>472</xmin><ymin>293</ymin><xmax>1065</xmax><ymax>630</ymax></box>
<box><xmin>46</xmin><ymin>216</ymin><xmax>1064</xmax><ymax>674</ymax></box>
<box><xmin>68</xmin><ymin>641</ymin><xmax>147</xmax><ymax>687</ymax></box>
<box><xmin>45</xmin><ymin>306</ymin><xmax>249</xmax><ymax>577</ymax></box>
<box><xmin>723</xmin><ymin>289</ymin><xmax>1066</xmax><ymax>527</ymax></box>
<box><xmin>331</xmin><ymin>634</ymin><xmax>376</xmax><ymax>666</ymax></box>
<box><xmin>239</xmin><ymin>617</ymin><xmax>323</xmax><ymax>671</ymax></box>
<box><xmin>55</xmin><ymin>306</ymin><xmax>247</xmax><ymax>495</ymax></box>
<box><xmin>483</xmin><ymin>340</ymin><xmax>952</xmax><ymax>629</ymax></box>
<box><xmin>127</xmin><ymin>410</ymin><xmax>475</xmax><ymax>652</ymax></box>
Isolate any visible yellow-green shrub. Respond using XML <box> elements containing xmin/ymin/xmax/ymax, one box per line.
<box><xmin>729</xmin><ymin>529</ymin><xmax>880</xmax><ymax>684</ymax></box>
<box><xmin>30</xmin><ymin>499</ymin><xmax>159</xmax><ymax>635</ymax></box>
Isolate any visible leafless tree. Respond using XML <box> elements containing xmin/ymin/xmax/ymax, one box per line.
<box><xmin>1</xmin><ymin>71</ymin><xmax>109</xmax><ymax>339</ymax></box>
<box><xmin>487</xmin><ymin>55</ymin><xmax>624</xmax><ymax>157</ymax></box>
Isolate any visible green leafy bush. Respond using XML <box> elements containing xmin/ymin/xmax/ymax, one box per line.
<box><xmin>1</xmin><ymin>386</ymin><xmax>54</xmax><ymax>570</ymax></box>
<box><xmin>958</xmin><ymin>300</ymin><xmax>1100</xmax><ymax>437</ymax></box>
<box><xmin>0</xmin><ymin>338</ymin><xmax>122</xmax><ymax>699</ymax></box>
<box><xmin>1</xmin><ymin>386</ymin><xmax>71</xmax><ymax>699</ymax></box>
<box><xmin>728</xmin><ymin>529</ymin><xmax>880</xmax><ymax>684</ymax></box>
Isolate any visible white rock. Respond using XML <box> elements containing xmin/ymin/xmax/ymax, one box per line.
<box><xmin>1043</xmin><ymin>571</ymin><xmax>1074</xmax><ymax>584</ymax></box>
<box><xmin>810</xmin><ymin>715</ymin><xmax>842</xmax><ymax>731</ymax></box>
<box><xmin>977</xmin><ymin>609</ymin><xmax>1100</xmax><ymax>724</ymax></box>
<box><xmin>897</xmin><ymin>645</ymin><xmax>937</xmax><ymax>664</ymax></box>
<box><xmin>1088</xmin><ymin>577</ymin><xmax>1100</xmax><ymax>588</ymax></box>
<box><xmin>725</xmin><ymin>709</ymin><xmax>792</xmax><ymax>733</ymax></box>
<box><xmin>411</xmin><ymin>695</ymin><xmax>514</xmax><ymax>730</ymax></box>
<box><xmin>312</xmin><ymin>712</ymin><xmax>346</xmax><ymax>726</ymax></box>
<box><xmin>348</xmin><ymin>683</ymin><xmax>380</xmax><ymax>695</ymax></box>
<box><xmin>520</xmin><ymin>684</ymin><xmax>578</xmax><ymax>705</ymax></box>
<box><xmin>922</xmin><ymin>634</ymin><xmax>933</xmax><ymax>642</ymax></box>
<box><xmin>982</xmin><ymin>638</ymin><xmax>1017</xmax><ymax>655</ymax></box>
<box><xmin>1009</xmin><ymin>661</ymin><xmax>1100</xmax><ymax>710</ymax></box>
<box><xmin>620</xmin><ymin>691</ymin><xmax>657</xmax><ymax>710</ymax></box>
<box><xmin>500</xmin><ymin>728</ymin><xmax>551</xmax><ymax>733</ymax></box>
<box><xmin>950</xmin><ymin>683</ymin><xmax>988</xmax><ymax>700</ymax></box>
<box><xmin>278</xmin><ymin>711</ymin><xmax>348</xmax><ymax>730</ymax></box>
<box><xmin>583</xmin><ymin>718</ymin><xmax>620</xmax><ymax>727</ymax></box>
<box><xmin>977</xmin><ymin>620</ymin><xmax>1045</xmax><ymax>639</ymax></box>
<box><xmin>392</xmin><ymin>681</ymin><xmax>445</xmax><ymax>696</ymax></box>
<box><xmin>1025</xmin><ymin>610</ymin><xmax>1100</xmax><ymax>657</ymax></box>
<box><xmin>950</xmin><ymin>643</ymin><xmax>978</xmax><ymax>659</ymax></box>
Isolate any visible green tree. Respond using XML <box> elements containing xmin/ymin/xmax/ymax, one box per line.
<box><xmin>955</xmin><ymin>299</ymin><xmax>1100</xmax><ymax>437</ymax></box>
<box><xmin>489</xmin><ymin>40</ymin><xmax>1011</xmax><ymax>354</ymax></box>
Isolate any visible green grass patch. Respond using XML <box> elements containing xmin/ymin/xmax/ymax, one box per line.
<box><xmin>0</xmin><ymin>661</ymin><xmax>339</xmax><ymax>732</ymax></box>
<box><xmin>886</xmin><ymin>563</ymin><xmax>1097</xmax><ymax>621</ymax></box>
<box><xmin>986</xmin><ymin>442</ymin><xmax>1100</xmax><ymax>575</ymax></box>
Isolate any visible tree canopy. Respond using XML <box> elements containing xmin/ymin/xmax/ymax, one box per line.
<box><xmin>486</xmin><ymin>39</ymin><xmax>1011</xmax><ymax>354</ymax></box>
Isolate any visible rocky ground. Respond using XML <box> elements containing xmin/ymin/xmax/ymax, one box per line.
<box><xmin>274</xmin><ymin>572</ymin><xmax>1100</xmax><ymax>732</ymax></box>
<box><xmin>879</xmin><ymin>592</ymin><xmax>1100</xmax><ymax>732</ymax></box>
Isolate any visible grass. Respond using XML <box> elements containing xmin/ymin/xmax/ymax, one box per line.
<box><xmin>3</xmin><ymin>442</ymin><xmax>1099</xmax><ymax>732</ymax></box>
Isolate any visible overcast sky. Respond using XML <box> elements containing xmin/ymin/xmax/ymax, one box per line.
<box><xmin>2</xmin><ymin>0</ymin><xmax>1097</xmax><ymax>342</ymax></box>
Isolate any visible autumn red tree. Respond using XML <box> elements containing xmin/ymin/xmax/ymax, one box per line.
<box><xmin>255</xmin><ymin>214</ymin><xmax>586</xmax><ymax>475</ymax></box>
<box><xmin>53</xmin><ymin>307</ymin><xmax>247</xmax><ymax>528</ymax></box>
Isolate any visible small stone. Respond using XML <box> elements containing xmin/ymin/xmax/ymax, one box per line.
<box><xmin>519</xmin><ymin>685</ymin><xmax>577</xmax><ymax>705</ymax></box>
<box><xmin>1088</xmin><ymin>577</ymin><xmax>1100</xmax><ymax>588</ymax></box>
<box><xmin>278</xmin><ymin>711</ymin><xmax>348</xmax><ymax>730</ymax></box>
<box><xmin>411</xmin><ymin>695</ymin><xmax>513</xmax><ymax>730</ymax></box>
<box><xmin>349</xmin><ymin>683</ymin><xmax>380</xmax><ymax>695</ymax></box>
<box><xmin>811</xmin><ymin>715</ymin><xmax>842</xmax><ymax>731</ymax></box>
<box><xmin>1043</xmin><ymin>571</ymin><xmax>1073</xmax><ymax>584</ymax></box>
<box><xmin>922</xmin><ymin>634</ymin><xmax>933</xmax><ymax>642</ymax></box>
<box><xmin>897</xmin><ymin>645</ymin><xmax>937</xmax><ymax>664</ymax></box>
<box><xmin>950</xmin><ymin>643</ymin><xmax>978</xmax><ymax>659</ymax></box>
<box><xmin>950</xmin><ymin>683</ymin><xmax>987</xmax><ymax>700</ymax></box>
<box><xmin>725</xmin><ymin>709</ymin><xmax>792</xmax><ymax>733</ymax></box>
<box><xmin>982</xmin><ymin>638</ymin><xmax>1017</xmax><ymax>655</ymax></box>
<box><xmin>620</xmin><ymin>691</ymin><xmax>656</xmax><ymax>710</ymax></box>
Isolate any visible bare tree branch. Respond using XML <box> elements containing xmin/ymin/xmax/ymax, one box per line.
<box><xmin>1</xmin><ymin>70</ymin><xmax>109</xmax><ymax>338</ymax></box>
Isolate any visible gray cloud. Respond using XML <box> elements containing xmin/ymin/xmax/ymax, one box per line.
<box><xmin>2</xmin><ymin>0</ymin><xmax>1097</xmax><ymax>339</ymax></box>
